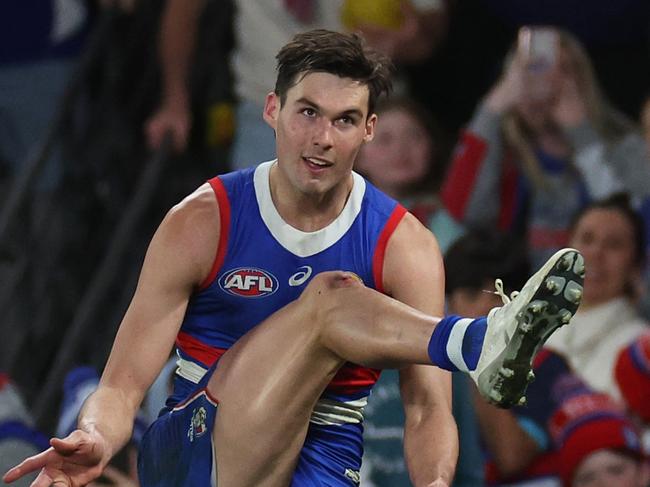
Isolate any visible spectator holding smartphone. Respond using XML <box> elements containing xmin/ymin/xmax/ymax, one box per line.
<box><xmin>441</xmin><ymin>26</ymin><xmax>650</xmax><ymax>269</ymax></box>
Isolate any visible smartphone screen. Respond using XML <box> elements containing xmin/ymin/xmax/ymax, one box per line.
<box><xmin>520</xmin><ymin>27</ymin><xmax>559</xmax><ymax>70</ymax></box>
<box><xmin>518</xmin><ymin>26</ymin><xmax>559</xmax><ymax>100</ymax></box>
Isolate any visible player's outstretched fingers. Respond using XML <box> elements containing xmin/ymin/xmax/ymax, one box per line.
<box><xmin>30</xmin><ymin>468</ymin><xmax>60</xmax><ymax>487</ymax></box>
<box><xmin>2</xmin><ymin>448</ymin><xmax>57</xmax><ymax>484</ymax></box>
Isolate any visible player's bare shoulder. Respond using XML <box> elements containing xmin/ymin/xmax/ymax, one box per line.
<box><xmin>382</xmin><ymin>211</ymin><xmax>445</xmax><ymax>301</ymax></box>
<box><xmin>152</xmin><ymin>182</ymin><xmax>222</xmax><ymax>283</ymax></box>
<box><xmin>163</xmin><ymin>182</ymin><xmax>220</xmax><ymax>239</ymax></box>
<box><xmin>390</xmin><ymin>211</ymin><xmax>442</xmax><ymax>256</ymax></box>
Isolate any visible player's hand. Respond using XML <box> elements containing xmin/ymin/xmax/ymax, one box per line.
<box><xmin>145</xmin><ymin>98</ymin><xmax>191</xmax><ymax>153</ymax></box>
<box><xmin>3</xmin><ymin>429</ymin><xmax>108</xmax><ymax>487</ymax></box>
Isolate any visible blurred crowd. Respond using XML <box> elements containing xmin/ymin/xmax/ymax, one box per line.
<box><xmin>1</xmin><ymin>0</ymin><xmax>650</xmax><ymax>486</ymax></box>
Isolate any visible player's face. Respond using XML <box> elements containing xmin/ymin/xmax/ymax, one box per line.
<box><xmin>263</xmin><ymin>72</ymin><xmax>376</xmax><ymax>197</ymax></box>
<box><xmin>572</xmin><ymin>450</ymin><xmax>648</xmax><ymax>487</ymax></box>
<box><xmin>569</xmin><ymin>208</ymin><xmax>638</xmax><ymax>306</ymax></box>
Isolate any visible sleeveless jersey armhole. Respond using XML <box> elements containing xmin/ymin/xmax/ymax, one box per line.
<box><xmin>198</xmin><ymin>177</ymin><xmax>231</xmax><ymax>291</ymax></box>
<box><xmin>372</xmin><ymin>204</ymin><xmax>407</xmax><ymax>295</ymax></box>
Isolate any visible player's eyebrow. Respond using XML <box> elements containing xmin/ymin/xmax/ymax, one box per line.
<box><xmin>295</xmin><ymin>97</ymin><xmax>364</xmax><ymax>120</ymax></box>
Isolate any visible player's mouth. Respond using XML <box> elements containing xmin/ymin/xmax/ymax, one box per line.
<box><xmin>302</xmin><ymin>156</ymin><xmax>333</xmax><ymax>171</ymax></box>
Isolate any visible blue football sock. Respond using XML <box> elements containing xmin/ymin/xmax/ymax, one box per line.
<box><xmin>427</xmin><ymin>316</ymin><xmax>487</xmax><ymax>372</ymax></box>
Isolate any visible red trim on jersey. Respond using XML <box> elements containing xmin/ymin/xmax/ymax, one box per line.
<box><xmin>326</xmin><ymin>363</ymin><xmax>381</xmax><ymax>396</ymax></box>
<box><xmin>441</xmin><ymin>131</ymin><xmax>488</xmax><ymax>220</ymax></box>
<box><xmin>372</xmin><ymin>205</ymin><xmax>407</xmax><ymax>294</ymax></box>
<box><xmin>176</xmin><ymin>332</ymin><xmax>227</xmax><ymax>367</ymax></box>
<box><xmin>198</xmin><ymin>177</ymin><xmax>231</xmax><ymax>291</ymax></box>
<box><xmin>173</xmin><ymin>387</ymin><xmax>220</xmax><ymax>410</ymax></box>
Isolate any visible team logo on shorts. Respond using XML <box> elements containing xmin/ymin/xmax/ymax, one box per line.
<box><xmin>219</xmin><ymin>267</ymin><xmax>278</xmax><ymax>298</ymax></box>
<box><xmin>188</xmin><ymin>406</ymin><xmax>208</xmax><ymax>442</ymax></box>
<box><xmin>344</xmin><ymin>468</ymin><xmax>361</xmax><ymax>485</ymax></box>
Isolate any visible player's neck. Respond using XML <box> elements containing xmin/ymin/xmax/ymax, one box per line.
<box><xmin>269</xmin><ymin>167</ymin><xmax>353</xmax><ymax>232</ymax></box>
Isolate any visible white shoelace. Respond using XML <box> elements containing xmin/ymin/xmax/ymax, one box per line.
<box><xmin>491</xmin><ymin>278</ymin><xmax>519</xmax><ymax>305</ymax></box>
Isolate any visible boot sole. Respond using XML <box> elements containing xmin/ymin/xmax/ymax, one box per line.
<box><xmin>479</xmin><ymin>249</ymin><xmax>584</xmax><ymax>407</ymax></box>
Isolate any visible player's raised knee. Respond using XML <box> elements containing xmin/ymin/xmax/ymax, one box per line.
<box><xmin>298</xmin><ymin>271</ymin><xmax>365</xmax><ymax>328</ymax></box>
<box><xmin>303</xmin><ymin>270</ymin><xmax>364</xmax><ymax>293</ymax></box>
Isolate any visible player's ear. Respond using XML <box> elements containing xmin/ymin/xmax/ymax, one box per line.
<box><xmin>363</xmin><ymin>113</ymin><xmax>377</xmax><ymax>143</ymax></box>
<box><xmin>263</xmin><ymin>92</ymin><xmax>280</xmax><ymax>130</ymax></box>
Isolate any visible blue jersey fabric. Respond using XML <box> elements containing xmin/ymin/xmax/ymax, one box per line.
<box><xmin>139</xmin><ymin>161</ymin><xmax>405</xmax><ymax>486</ymax></box>
<box><xmin>172</xmin><ymin>161</ymin><xmax>403</xmax><ymax>403</ymax></box>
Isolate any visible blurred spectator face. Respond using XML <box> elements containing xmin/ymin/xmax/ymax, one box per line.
<box><xmin>515</xmin><ymin>96</ymin><xmax>550</xmax><ymax>132</ymax></box>
<box><xmin>572</xmin><ymin>449</ymin><xmax>648</xmax><ymax>487</ymax></box>
<box><xmin>569</xmin><ymin>207</ymin><xmax>638</xmax><ymax>306</ymax></box>
<box><xmin>356</xmin><ymin>107</ymin><xmax>432</xmax><ymax>198</ymax></box>
<box><xmin>447</xmin><ymin>280</ymin><xmax>503</xmax><ymax>318</ymax></box>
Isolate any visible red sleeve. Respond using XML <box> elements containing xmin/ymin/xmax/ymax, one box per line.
<box><xmin>441</xmin><ymin>130</ymin><xmax>488</xmax><ymax>220</ymax></box>
<box><xmin>372</xmin><ymin>204</ymin><xmax>407</xmax><ymax>294</ymax></box>
<box><xmin>198</xmin><ymin>177</ymin><xmax>231</xmax><ymax>290</ymax></box>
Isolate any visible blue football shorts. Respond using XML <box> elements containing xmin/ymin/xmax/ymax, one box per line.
<box><xmin>138</xmin><ymin>377</ymin><xmax>363</xmax><ymax>486</ymax></box>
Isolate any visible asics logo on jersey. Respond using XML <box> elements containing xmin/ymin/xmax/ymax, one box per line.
<box><xmin>288</xmin><ymin>266</ymin><xmax>313</xmax><ymax>287</ymax></box>
<box><xmin>219</xmin><ymin>267</ymin><xmax>278</xmax><ymax>297</ymax></box>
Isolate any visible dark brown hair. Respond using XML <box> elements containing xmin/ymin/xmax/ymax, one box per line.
<box><xmin>274</xmin><ymin>29</ymin><xmax>393</xmax><ymax>116</ymax></box>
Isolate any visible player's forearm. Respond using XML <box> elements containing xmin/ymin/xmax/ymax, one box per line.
<box><xmin>77</xmin><ymin>385</ymin><xmax>141</xmax><ymax>465</ymax></box>
<box><xmin>403</xmin><ymin>408</ymin><xmax>458</xmax><ymax>487</ymax></box>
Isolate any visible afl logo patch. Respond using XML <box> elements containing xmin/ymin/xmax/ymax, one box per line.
<box><xmin>219</xmin><ymin>267</ymin><xmax>278</xmax><ymax>298</ymax></box>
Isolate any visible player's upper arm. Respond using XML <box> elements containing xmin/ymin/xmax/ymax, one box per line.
<box><xmin>382</xmin><ymin>211</ymin><xmax>451</xmax><ymax>409</ymax></box>
<box><xmin>100</xmin><ymin>182</ymin><xmax>221</xmax><ymax>409</ymax></box>
<box><xmin>382</xmin><ymin>211</ymin><xmax>445</xmax><ymax>316</ymax></box>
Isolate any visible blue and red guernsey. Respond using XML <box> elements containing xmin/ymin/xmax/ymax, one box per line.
<box><xmin>171</xmin><ymin>160</ymin><xmax>406</xmax><ymax>425</ymax></box>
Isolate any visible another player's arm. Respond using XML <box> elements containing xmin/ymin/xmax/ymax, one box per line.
<box><xmin>382</xmin><ymin>213</ymin><xmax>458</xmax><ymax>487</ymax></box>
<box><xmin>470</xmin><ymin>387</ymin><xmax>541</xmax><ymax>478</ymax></box>
<box><xmin>4</xmin><ymin>184</ymin><xmax>220</xmax><ymax>484</ymax></box>
<box><xmin>146</xmin><ymin>0</ymin><xmax>207</xmax><ymax>150</ymax></box>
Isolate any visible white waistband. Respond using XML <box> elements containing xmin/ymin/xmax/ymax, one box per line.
<box><xmin>175</xmin><ymin>355</ymin><xmax>207</xmax><ymax>384</ymax></box>
<box><xmin>310</xmin><ymin>397</ymin><xmax>368</xmax><ymax>425</ymax></box>
<box><xmin>175</xmin><ymin>354</ymin><xmax>367</xmax><ymax>425</ymax></box>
